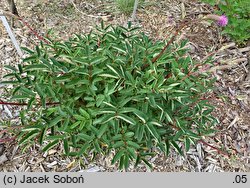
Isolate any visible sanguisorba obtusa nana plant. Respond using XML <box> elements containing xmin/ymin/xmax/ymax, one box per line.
<box><xmin>2</xmin><ymin>22</ymin><xmax>218</xmax><ymax>170</ymax></box>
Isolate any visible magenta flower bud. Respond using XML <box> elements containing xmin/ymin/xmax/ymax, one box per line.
<box><xmin>205</xmin><ymin>14</ymin><xmax>228</xmax><ymax>27</ymax></box>
<box><xmin>217</xmin><ymin>15</ymin><xmax>228</xmax><ymax>27</ymax></box>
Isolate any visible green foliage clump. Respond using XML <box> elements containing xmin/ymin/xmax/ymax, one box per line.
<box><xmin>202</xmin><ymin>0</ymin><xmax>250</xmax><ymax>45</ymax></box>
<box><xmin>2</xmin><ymin>23</ymin><xmax>217</xmax><ymax>170</ymax></box>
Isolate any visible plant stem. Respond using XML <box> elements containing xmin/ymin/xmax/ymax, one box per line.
<box><xmin>141</xmin><ymin>19</ymin><xmax>201</xmax><ymax>71</ymax></box>
<box><xmin>18</xmin><ymin>17</ymin><xmax>50</xmax><ymax>44</ymax></box>
<box><xmin>199</xmin><ymin>139</ymin><xmax>230</xmax><ymax>157</ymax></box>
<box><xmin>0</xmin><ymin>100</ymin><xmax>60</xmax><ymax>106</ymax></box>
<box><xmin>0</xmin><ymin>137</ymin><xmax>16</xmax><ymax>143</ymax></box>
<box><xmin>1</xmin><ymin>10</ymin><xmax>50</xmax><ymax>44</ymax></box>
<box><xmin>141</xmin><ymin>25</ymin><xmax>184</xmax><ymax>71</ymax></box>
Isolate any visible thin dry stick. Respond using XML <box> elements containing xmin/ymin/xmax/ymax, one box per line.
<box><xmin>201</xmin><ymin>42</ymin><xmax>235</xmax><ymax>63</ymax></box>
<box><xmin>6</xmin><ymin>0</ymin><xmax>19</xmax><ymax>16</ymax></box>
<box><xmin>208</xmin><ymin>58</ymin><xmax>247</xmax><ymax>72</ymax></box>
<box><xmin>70</xmin><ymin>0</ymin><xmax>107</xmax><ymax>19</ymax></box>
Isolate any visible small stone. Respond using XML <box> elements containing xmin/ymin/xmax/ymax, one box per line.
<box><xmin>5</xmin><ymin>47</ymin><xmax>13</xmax><ymax>52</ymax></box>
<box><xmin>0</xmin><ymin>144</ymin><xmax>5</xmax><ymax>156</ymax></box>
<box><xmin>48</xmin><ymin>149</ymin><xmax>57</xmax><ymax>155</ymax></box>
<box><xmin>47</xmin><ymin>161</ymin><xmax>58</xmax><ymax>168</ymax></box>
<box><xmin>0</xmin><ymin>154</ymin><xmax>8</xmax><ymax>165</ymax></box>
<box><xmin>87</xmin><ymin>166</ymin><xmax>101</xmax><ymax>172</ymax></box>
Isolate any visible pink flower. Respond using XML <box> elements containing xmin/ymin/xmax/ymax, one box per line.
<box><xmin>205</xmin><ymin>14</ymin><xmax>228</xmax><ymax>27</ymax></box>
<box><xmin>217</xmin><ymin>15</ymin><xmax>228</xmax><ymax>27</ymax></box>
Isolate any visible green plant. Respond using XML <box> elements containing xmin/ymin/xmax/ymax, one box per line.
<box><xmin>201</xmin><ymin>0</ymin><xmax>250</xmax><ymax>45</ymax></box>
<box><xmin>115</xmin><ymin>0</ymin><xmax>144</xmax><ymax>14</ymax></box>
<box><xmin>1</xmin><ymin>22</ymin><xmax>218</xmax><ymax>170</ymax></box>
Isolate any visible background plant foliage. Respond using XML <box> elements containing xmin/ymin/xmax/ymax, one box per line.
<box><xmin>2</xmin><ymin>23</ymin><xmax>218</xmax><ymax>170</ymax></box>
<box><xmin>115</xmin><ymin>0</ymin><xmax>145</xmax><ymax>14</ymax></box>
<box><xmin>201</xmin><ymin>0</ymin><xmax>250</xmax><ymax>45</ymax></box>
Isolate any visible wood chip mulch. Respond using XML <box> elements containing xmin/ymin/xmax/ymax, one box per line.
<box><xmin>0</xmin><ymin>0</ymin><xmax>249</xmax><ymax>172</ymax></box>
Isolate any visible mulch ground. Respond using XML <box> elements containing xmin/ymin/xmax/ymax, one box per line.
<box><xmin>0</xmin><ymin>0</ymin><xmax>249</xmax><ymax>172</ymax></box>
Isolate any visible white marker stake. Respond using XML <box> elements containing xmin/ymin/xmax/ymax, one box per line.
<box><xmin>131</xmin><ymin>0</ymin><xmax>139</xmax><ymax>22</ymax></box>
<box><xmin>0</xmin><ymin>15</ymin><xmax>23</xmax><ymax>57</ymax></box>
